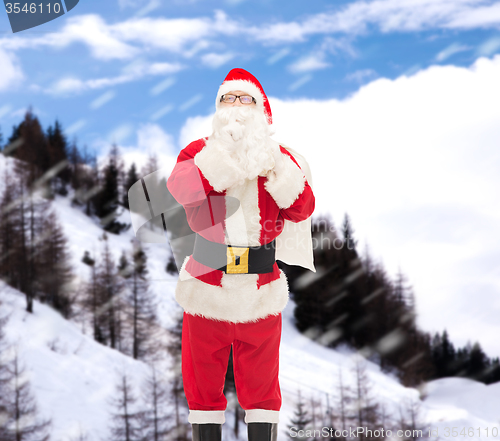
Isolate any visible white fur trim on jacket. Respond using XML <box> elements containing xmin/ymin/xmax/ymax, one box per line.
<box><xmin>188</xmin><ymin>410</ymin><xmax>225</xmax><ymax>424</ymax></box>
<box><xmin>224</xmin><ymin>178</ymin><xmax>261</xmax><ymax>247</ymax></box>
<box><xmin>176</xmin><ymin>257</ymin><xmax>289</xmax><ymax>323</ymax></box>
<box><xmin>264</xmin><ymin>152</ymin><xmax>306</xmax><ymax>209</ymax></box>
<box><xmin>245</xmin><ymin>409</ymin><xmax>280</xmax><ymax>424</ymax></box>
<box><xmin>194</xmin><ymin>140</ymin><xmax>243</xmax><ymax>192</ymax></box>
<box><xmin>216</xmin><ymin>79</ymin><xmax>266</xmax><ymax>113</ymax></box>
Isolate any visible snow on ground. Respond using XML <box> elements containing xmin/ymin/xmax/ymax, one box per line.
<box><xmin>1</xmin><ymin>282</ymin><xmax>154</xmax><ymax>441</ymax></box>
<box><xmin>1</xmin><ymin>153</ymin><xmax>500</xmax><ymax>440</ymax></box>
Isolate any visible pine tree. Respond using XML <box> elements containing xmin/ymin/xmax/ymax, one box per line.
<box><xmin>121</xmin><ymin>241</ymin><xmax>160</xmax><ymax>361</ymax></box>
<box><xmin>467</xmin><ymin>342</ymin><xmax>488</xmax><ymax>381</ymax></box>
<box><xmin>108</xmin><ymin>372</ymin><xmax>144</xmax><ymax>441</ymax></box>
<box><xmin>46</xmin><ymin>119</ymin><xmax>70</xmax><ymax>196</ymax></box>
<box><xmin>93</xmin><ymin>233</ymin><xmax>126</xmax><ymax>349</ymax></box>
<box><xmin>70</xmin><ymin>144</ymin><xmax>99</xmax><ymax>217</ymax></box>
<box><xmin>91</xmin><ymin>144</ymin><xmax>127</xmax><ymax>234</ymax></box>
<box><xmin>0</xmin><ymin>167</ymin><xmax>21</xmax><ymax>289</ymax></box>
<box><xmin>80</xmin><ymin>249</ymin><xmax>106</xmax><ymax>344</ymax></box>
<box><xmin>123</xmin><ymin>163</ymin><xmax>139</xmax><ymax>210</ymax></box>
<box><xmin>12</xmin><ymin>108</ymin><xmax>51</xmax><ymax>194</ymax></box>
<box><xmin>4</xmin><ymin>122</ymin><xmax>22</xmax><ymax>157</ymax></box>
<box><xmin>36</xmin><ymin>209</ymin><xmax>75</xmax><ymax>318</ymax></box>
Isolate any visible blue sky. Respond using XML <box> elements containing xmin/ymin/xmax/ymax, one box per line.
<box><xmin>1</xmin><ymin>0</ymin><xmax>500</xmax><ymax>154</ymax></box>
<box><xmin>2</xmin><ymin>0</ymin><xmax>500</xmax><ymax>356</ymax></box>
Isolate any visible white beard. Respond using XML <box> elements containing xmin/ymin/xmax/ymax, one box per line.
<box><xmin>206</xmin><ymin>105</ymin><xmax>278</xmax><ymax>182</ymax></box>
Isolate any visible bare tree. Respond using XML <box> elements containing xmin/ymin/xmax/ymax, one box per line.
<box><xmin>140</xmin><ymin>364</ymin><xmax>170</xmax><ymax>441</ymax></box>
<box><xmin>333</xmin><ymin>367</ymin><xmax>352</xmax><ymax>441</ymax></box>
<box><xmin>0</xmin><ymin>302</ymin><xmax>13</xmax><ymax>441</ymax></box>
<box><xmin>351</xmin><ymin>355</ymin><xmax>381</xmax><ymax>441</ymax></box>
<box><xmin>165</xmin><ymin>308</ymin><xmax>189</xmax><ymax>441</ymax></box>
<box><xmin>3</xmin><ymin>347</ymin><xmax>52</xmax><ymax>441</ymax></box>
<box><xmin>287</xmin><ymin>389</ymin><xmax>312</xmax><ymax>440</ymax></box>
<box><xmin>107</xmin><ymin>372</ymin><xmax>144</xmax><ymax>441</ymax></box>
<box><xmin>397</xmin><ymin>398</ymin><xmax>428</xmax><ymax>441</ymax></box>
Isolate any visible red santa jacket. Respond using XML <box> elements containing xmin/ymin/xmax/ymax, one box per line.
<box><xmin>167</xmin><ymin>137</ymin><xmax>315</xmax><ymax>323</ymax></box>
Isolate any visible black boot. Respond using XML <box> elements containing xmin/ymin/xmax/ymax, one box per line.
<box><xmin>248</xmin><ymin>422</ymin><xmax>278</xmax><ymax>441</ymax></box>
<box><xmin>191</xmin><ymin>423</ymin><xmax>222</xmax><ymax>441</ymax></box>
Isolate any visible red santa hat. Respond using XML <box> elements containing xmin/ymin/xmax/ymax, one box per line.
<box><xmin>215</xmin><ymin>68</ymin><xmax>273</xmax><ymax>126</ymax></box>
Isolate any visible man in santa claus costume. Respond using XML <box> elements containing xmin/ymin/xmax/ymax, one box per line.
<box><xmin>167</xmin><ymin>68</ymin><xmax>315</xmax><ymax>441</ymax></box>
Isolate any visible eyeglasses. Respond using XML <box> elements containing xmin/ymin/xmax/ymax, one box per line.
<box><xmin>220</xmin><ymin>94</ymin><xmax>256</xmax><ymax>104</ymax></box>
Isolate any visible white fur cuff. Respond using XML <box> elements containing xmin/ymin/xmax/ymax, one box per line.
<box><xmin>264</xmin><ymin>153</ymin><xmax>306</xmax><ymax>209</ymax></box>
<box><xmin>176</xmin><ymin>258</ymin><xmax>289</xmax><ymax>323</ymax></box>
<box><xmin>188</xmin><ymin>410</ymin><xmax>225</xmax><ymax>424</ymax></box>
<box><xmin>194</xmin><ymin>143</ymin><xmax>242</xmax><ymax>192</ymax></box>
<box><xmin>245</xmin><ymin>409</ymin><xmax>280</xmax><ymax>424</ymax></box>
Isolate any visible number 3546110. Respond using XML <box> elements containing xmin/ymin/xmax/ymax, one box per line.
<box><xmin>5</xmin><ymin>3</ymin><xmax>62</xmax><ymax>13</ymax></box>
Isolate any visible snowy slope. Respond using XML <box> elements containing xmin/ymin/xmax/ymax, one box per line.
<box><xmin>1</xmin><ymin>154</ymin><xmax>500</xmax><ymax>440</ymax></box>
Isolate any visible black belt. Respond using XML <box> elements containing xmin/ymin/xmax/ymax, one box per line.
<box><xmin>192</xmin><ymin>234</ymin><xmax>276</xmax><ymax>274</ymax></box>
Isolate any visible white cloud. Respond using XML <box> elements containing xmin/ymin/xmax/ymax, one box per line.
<box><xmin>0</xmin><ymin>48</ymin><xmax>24</xmax><ymax>92</ymax></box>
<box><xmin>0</xmin><ymin>105</ymin><xmax>12</xmax><ymax>119</ymax></box>
<box><xmin>345</xmin><ymin>68</ymin><xmax>377</xmax><ymax>82</ymax></box>
<box><xmin>178</xmin><ymin>54</ymin><xmax>500</xmax><ymax>357</ymax></box>
<box><xmin>435</xmin><ymin>42</ymin><xmax>470</xmax><ymax>61</ymax></box>
<box><xmin>0</xmin><ymin>11</ymin><xmax>236</xmax><ymax>61</ymax></box>
<box><xmin>49</xmin><ymin>77</ymin><xmax>86</xmax><ymax>95</ymax></box>
<box><xmin>150</xmin><ymin>77</ymin><xmax>176</xmax><ymax>96</ymax></box>
<box><xmin>201</xmin><ymin>52</ymin><xmax>235</xmax><ymax>68</ymax></box>
<box><xmin>95</xmin><ymin>123</ymin><xmax>177</xmax><ymax>175</ymax></box>
<box><xmin>288</xmin><ymin>53</ymin><xmax>331</xmax><ymax>73</ymax></box>
<box><xmin>476</xmin><ymin>36</ymin><xmax>500</xmax><ymax>57</ymax></box>
<box><xmin>136</xmin><ymin>123</ymin><xmax>176</xmax><ymax>158</ymax></box>
<box><xmin>288</xmin><ymin>74</ymin><xmax>313</xmax><ymax>91</ymax></box>
<box><xmin>150</xmin><ymin>104</ymin><xmax>174</xmax><ymax>121</ymax></box>
<box><xmin>2</xmin><ymin>3</ymin><xmax>500</xmax><ymax>63</ymax></box>
<box><xmin>178</xmin><ymin>113</ymin><xmax>213</xmax><ymax>149</ymax></box>
<box><xmin>249</xmin><ymin>0</ymin><xmax>500</xmax><ymax>42</ymax></box>
<box><xmin>89</xmin><ymin>91</ymin><xmax>116</xmax><ymax>109</ymax></box>
<box><xmin>44</xmin><ymin>61</ymin><xmax>184</xmax><ymax>96</ymax></box>
<box><xmin>267</xmin><ymin>48</ymin><xmax>291</xmax><ymax>64</ymax></box>
<box><xmin>446</xmin><ymin>1</ymin><xmax>500</xmax><ymax>28</ymax></box>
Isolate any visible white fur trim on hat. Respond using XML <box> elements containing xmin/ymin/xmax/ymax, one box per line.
<box><xmin>216</xmin><ymin>79</ymin><xmax>267</xmax><ymax>113</ymax></box>
<box><xmin>264</xmin><ymin>152</ymin><xmax>306</xmax><ymax>209</ymax></box>
<box><xmin>245</xmin><ymin>409</ymin><xmax>280</xmax><ymax>424</ymax></box>
<box><xmin>175</xmin><ymin>257</ymin><xmax>289</xmax><ymax>323</ymax></box>
<box><xmin>188</xmin><ymin>410</ymin><xmax>225</xmax><ymax>424</ymax></box>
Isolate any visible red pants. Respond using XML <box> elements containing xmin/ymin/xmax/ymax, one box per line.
<box><xmin>182</xmin><ymin>312</ymin><xmax>282</xmax><ymax>424</ymax></box>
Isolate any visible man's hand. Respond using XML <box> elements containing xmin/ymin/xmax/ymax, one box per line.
<box><xmin>264</xmin><ymin>144</ymin><xmax>286</xmax><ymax>179</ymax></box>
<box><xmin>219</xmin><ymin>120</ymin><xmax>245</xmax><ymax>148</ymax></box>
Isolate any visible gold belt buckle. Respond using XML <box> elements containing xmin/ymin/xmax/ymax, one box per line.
<box><xmin>226</xmin><ymin>247</ymin><xmax>249</xmax><ymax>274</ymax></box>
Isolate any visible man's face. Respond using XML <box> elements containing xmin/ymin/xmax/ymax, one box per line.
<box><xmin>220</xmin><ymin>90</ymin><xmax>257</xmax><ymax>107</ymax></box>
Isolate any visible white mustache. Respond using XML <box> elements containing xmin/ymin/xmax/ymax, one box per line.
<box><xmin>217</xmin><ymin>106</ymin><xmax>255</xmax><ymax>124</ymax></box>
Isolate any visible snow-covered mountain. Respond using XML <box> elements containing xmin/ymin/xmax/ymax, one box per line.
<box><xmin>1</xmin><ymin>154</ymin><xmax>500</xmax><ymax>440</ymax></box>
